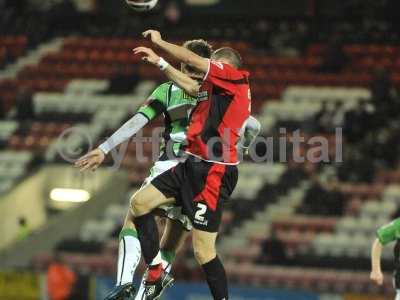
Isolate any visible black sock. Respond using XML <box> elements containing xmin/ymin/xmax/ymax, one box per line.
<box><xmin>202</xmin><ymin>256</ymin><xmax>228</xmax><ymax>300</ymax></box>
<box><xmin>133</xmin><ymin>213</ymin><xmax>159</xmax><ymax>265</ymax></box>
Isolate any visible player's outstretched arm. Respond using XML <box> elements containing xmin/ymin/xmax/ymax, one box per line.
<box><xmin>98</xmin><ymin>113</ymin><xmax>149</xmax><ymax>155</ymax></box>
<box><xmin>163</xmin><ymin>64</ymin><xmax>200</xmax><ymax>96</ymax></box>
<box><xmin>370</xmin><ymin>238</ymin><xmax>384</xmax><ymax>285</ymax></box>
<box><xmin>74</xmin><ymin>113</ymin><xmax>148</xmax><ymax>172</ymax></box>
<box><xmin>142</xmin><ymin>30</ymin><xmax>209</xmax><ymax>73</ymax></box>
<box><xmin>75</xmin><ymin>148</ymin><xmax>105</xmax><ymax>172</ymax></box>
<box><xmin>133</xmin><ymin>47</ymin><xmax>200</xmax><ymax>96</ymax></box>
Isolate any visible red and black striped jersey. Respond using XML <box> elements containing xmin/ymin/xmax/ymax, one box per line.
<box><xmin>185</xmin><ymin>60</ymin><xmax>251</xmax><ymax>164</ymax></box>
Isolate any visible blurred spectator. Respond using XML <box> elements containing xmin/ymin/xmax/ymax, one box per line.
<box><xmin>252</xmin><ymin>19</ymin><xmax>272</xmax><ymax>51</ymax></box>
<box><xmin>307</xmin><ymin>101</ymin><xmax>328</xmax><ymax>133</ymax></box>
<box><xmin>47</xmin><ymin>0</ymin><xmax>80</xmax><ymax>36</ymax></box>
<box><xmin>330</xmin><ymin>101</ymin><xmax>346</xmax><ymax>129</ymax></box>
<box><xmin>47</xmin><ymin>253</ymin><xmax>76</xmax><ymax>300</ymax></box>
<box><xmin>343</xmin><ymin>100</ymin><xmax>373</xmax><ymax>142</ymax></box>
<box><xmin>298</xmin><ymin>178</ymin><xmax>345</xmax><ymax>216</ymax></box>
<box><xmin>392</xmin><ymin>204</ymin><xmax>400</xmax><ymax>219</ymax></box>
<box><xmin>104</xmin><ymin>66</ymin><xmax>140</xmax><ymax>94</ymax></box>
<box><xmin>164</xmin><ymin>1</ymin><xmax>181</xmax><ymax>27</ymax></box>
<box><xmin>0</xmin><ymin>47</ymin><xmax>6</xmax><ymax>67</ymax></box>
<box><xmin>258</xmin><ymin>228</ymin><xmax>287</xmax><ymax>265</ymax></box>
<box><xmin>370</xmin><ymin>68</ymin><xmax>399</xmax><ymax>121</ymax></box>
<box><xmin>371</xmin><ymin>68</ymin><xmax>394</xmax><ymax>103</ymax></box>
<box><xmin>315</xmin><ymin>101</ymin><xmax>345</xmax><ymax>133</ymax></box>
<box><xmin>270</xmin><ymin>22</ymin><xmax>299</xmax><ymax>56</ymax></box>
<box><xmin>297</xmin><ymin>179</ymin><xmax>325</xmax><ymax>215</ymax></box>
<box><xmin>17</xmin><ymin>216</ymin><xmax>30</xmax><ymax>240</ymax></box>
<box><xmin>279</xmin><ymin>164</ymin><xmax>308</xmax><ymax>187</ymax></box>
<box><xmin>367</xmin><ymin>124</ymin><xmax>400</xmax><ymax>167</ymax></box>
<box><xmin>338</xmin><ymin>146</ymin><xmax>375</xmax><ymax>182</ymax></box>
<box><xmin>15</xmin><ymin>87</ymin><xmax>34</xmax><ymax>121</ymax></box>
<box><xmin>317</xmin><ymin>36</ymin><xmax>348</xmax><ymax>73</ymax></box>
<box><xmin>0</xmin><ymin>96</ymin><xmax>4</xmax><ymax>119</ymax></box>
<box><xmin>287</xmin><ymin>21</ymin><xmax>310</xmax><ymax>55</ymax></box>
<box><xmin>345</xmin><ymin>197</ymin><xmax>363</xmax><ymax>216</ymax></box>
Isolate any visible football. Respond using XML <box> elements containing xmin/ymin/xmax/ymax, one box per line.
<box><xmin>125</xmin><ymin>0</ymin><xmax>159</xmax><ymax>12</ymax></box>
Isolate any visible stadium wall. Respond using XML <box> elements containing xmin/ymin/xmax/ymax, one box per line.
<box><xmin>0</xmin><ymin>271</ymin><xmax>392</xmax><ymax>300</ymax></box>
<box><xmin>0</xmin><ymin>170</ymin><xmax>47</xmax><ymax>250</ymax></box>
<box><xmin>0</xmin><ymin>165</ymin><xmax>129</xmax><ymax>269</ymax></box>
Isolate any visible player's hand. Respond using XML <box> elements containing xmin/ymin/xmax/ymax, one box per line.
<box><xmin>370</xmin><ymin>270</ymin><xmax>384</xmax><ymax>285</ymax></box>
<box><xmin>74</xmin><ymin>148</ymin><xmax>105</xmax><ymax>172</ymax></box>
<box><xmin>133</xmin><ymin>47</ymin><xmax>160</xmax><ymax>65</ymax></box>
<box><xmin>142</xmin><ymin>29</ymin><xmax>162</xmax><ymax>45</ymax></box>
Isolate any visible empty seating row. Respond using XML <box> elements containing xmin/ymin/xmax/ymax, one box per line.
<box><xmin>0</xmin><ymin>150</ymin><xmax>33</xmax><ymax>194</ymax></box>
<box><xmin>34</xmin><ymin>92</ymin><xmax>141</xmax><ymax>114</ymax></box>
<box><xmin>0</xmin><ymin>121</ymin><xmax>18</xmax><ymax>141</ymax></box>
<box><xmin>308</xmin><ymin>44</ymin><xmax>400</xmax><ymax>57</ymax></box>
<box><xmin>283</xmin><ymin>86</ymin><xmax>371</xmax><ymax>103</ymax></box>
<box><xmin>233</xmin><ymin>163</ymin><xmax>286</xmax><ymax>199</ymax></box>
<box><xmin>62</xmin><ymin>37</ymin><xmax>248</xmax><ymax>53</ymax></box>
<box><xmin>272</xmin><ymin>216</ymin><xmax>337</xmax><ymax>233</ymax></box>
<box><xmin>312</xmin><ymin>185</ymin><xmax>400</xmax><ymax>259</ymax></box>
<box><xmin>0</xmin><ymin>36</ymin><xmax>28</xmax><ymax>61</ymax></box>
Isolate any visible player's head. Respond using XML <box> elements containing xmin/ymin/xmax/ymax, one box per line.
<box><xmin>182</xmin><ymin>39</ymin><xmax>212</xmax><ymax>78</ymax></box>
<box><xmin>212</xmin><ymin>47</ymin><xmax>242</xmax><ymax>69</ymax></box>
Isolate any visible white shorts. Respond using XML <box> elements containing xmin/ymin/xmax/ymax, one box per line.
<box><xmin>143</xmin><ymin>160</ymin><xmax>179</xmax><ymax>184</ymax></box>
<box><xmin>142</xmin><ymin>159</ymin><xmax>193</xmax><ymax>231</ymax></box>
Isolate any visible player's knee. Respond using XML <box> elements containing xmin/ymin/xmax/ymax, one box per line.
<box><xmin>129</xmin><ymin>193</ymin><xmax>150</xmax><ymax>216</ymax></box>
<box><xmin>193</xmin><ymin>238</ymin><xmax>216</xmax><ymax>265</ymax></box>
<box><xmin>193</xmin><ymin>247</ymin><xmax>216</xmax><ymax>265</ymax></box>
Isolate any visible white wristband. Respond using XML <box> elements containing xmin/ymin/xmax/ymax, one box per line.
<box><xmin>158</xmin><ymin>57</ymin><xmax>169</xmax><ymax>71</ymax></box>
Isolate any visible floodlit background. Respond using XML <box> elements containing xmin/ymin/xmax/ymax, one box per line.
<box><xmin>1</xmin><ymin>0</ymin><xmax>400</xmax><ymax>299</ymax></box>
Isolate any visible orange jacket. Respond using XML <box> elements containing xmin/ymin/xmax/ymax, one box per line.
<box><xmin>47</xmin><ymin>263</ymin><xmax>76</xmax><ymax>300</ymax></box>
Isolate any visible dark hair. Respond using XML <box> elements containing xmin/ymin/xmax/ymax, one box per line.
<box><xmin>212</xmin><ymin>47</ymin><xmax>242</xmax><ymax>68</ymax></box>
<box><xmin>183</xmin><ymin>39</ymin><xmax>212</xmax><ymax>59</ymax></box>
<box><xmin>182</xmin><ymin>39</ymin><xmax>212</xmax><ymax>75</ymax></box>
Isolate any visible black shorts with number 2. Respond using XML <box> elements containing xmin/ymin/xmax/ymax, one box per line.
<box><xmin>151</xmin><ymin>155</ymin><xmax>238</xmax><ymax>232</ymax></box>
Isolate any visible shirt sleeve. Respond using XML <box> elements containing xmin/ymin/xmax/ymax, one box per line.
<box><xmin>137</xmin><ymin>83</ymin><xmax>170</xmax><ymax>120</ymax></box>
<box><xmin>377</xmin><ymin>218</ymin><xmax>400</xmax><ymax>245</ymax></box>
<box><xmin>203</xmin><ymin>60</ymin><xmax>246</xmax><ymax>94</ymax></box>
<box><xmin>98</xmin><ymin>113</ymin><xmax>148</xmax><ymax>154</ymax></box>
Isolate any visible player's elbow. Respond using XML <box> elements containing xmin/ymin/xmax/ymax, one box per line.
<box><xmin>181</xmin><ymin>81</ymin><xmax>199</xmax><ymax>97</ymax></box>
<box><xmin>187</xmin><ymin>84</ymin><xmax>200</xmax><ymax>97</ymax></box>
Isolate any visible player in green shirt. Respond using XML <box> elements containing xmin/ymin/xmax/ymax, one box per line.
<box><xmin>371</xmin><ymin>218</ymin><xmax>400</xmax><ymax>299</ymax></box>
<box><xmin>138</xmin><ymin>82</ymin><xmax>196</xmax><ymax>157</ymax></box>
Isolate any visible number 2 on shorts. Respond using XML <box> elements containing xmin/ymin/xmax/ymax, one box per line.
<box><xmin>194</xmin><ymin>203</ymin><xmax>207</xmax><ymax>222</ymax></box>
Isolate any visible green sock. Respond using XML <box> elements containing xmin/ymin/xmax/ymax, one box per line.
<box><xmin>160</xmin><ymin>250</ymin><xmax>175</xmax><ymax>272</ymax></box>
<box><xmin>119</xmin><ymin>228</ymin><xmax>138</xmax><ymax>240</ymax></box>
